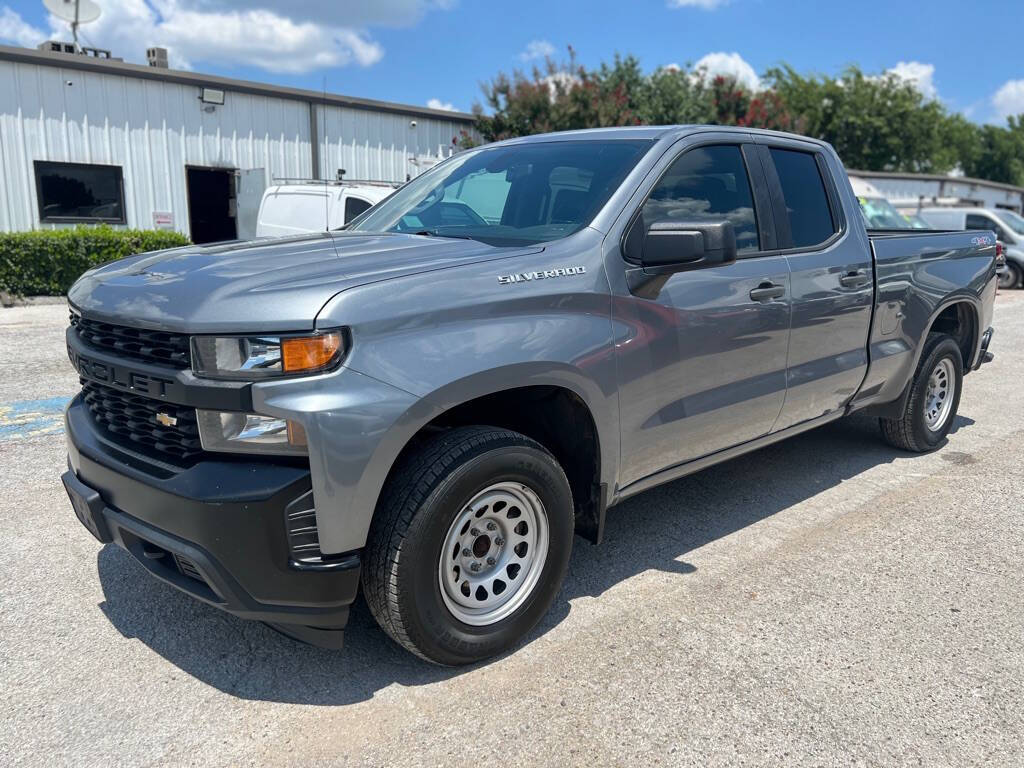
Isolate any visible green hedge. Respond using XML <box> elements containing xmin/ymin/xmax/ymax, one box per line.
<box><xmin>0</xmin><ymin>225</ymin><xmax>191</xmax><ymax>297</ymax></box>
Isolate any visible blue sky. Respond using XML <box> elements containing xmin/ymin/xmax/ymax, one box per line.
<box><xmin>1</xmin><ymin>0</ymin><xmax>1021</xmax><ymax>122</ymax></box>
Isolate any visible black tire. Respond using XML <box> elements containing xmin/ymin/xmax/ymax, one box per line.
<box><xmin>998</xmin><ymin>262</ymin><xmax>1022</xmax><ymax>290</ymax></box>
<box><xmin>362</xmin><ymin>426</ymin><xmax>574</xmax><ymax>665</ymax></box>
<box><xmin>879</xmin><ymin>333</ymin><xmax>963</xmax><ymax>452</ymax></box>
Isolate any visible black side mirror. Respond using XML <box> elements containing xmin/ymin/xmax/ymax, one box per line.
<box><xmin>641</xmin><ymin>220</ymin><xmax>737</xmax><ymax>271</ymax></box>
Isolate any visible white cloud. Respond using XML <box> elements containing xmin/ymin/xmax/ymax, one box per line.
<box><xmin>0</xmin><ymin>7</ymin><xmax>45</xmax><ymax>47</ymax></box>
<box><xmin>887</xmin><ymin>61</ymin><xmax>938</xmax><ymax>100</ymax></box>
<box><xmin>693</xmin><ymin>51</ymin><xmax>760</xmax><ymax>91</ymax></box>
<box><xmin>0</xmin><ymin>0</ymin><xmax>457</xmax><ymax>74</ymax></box>
<box><xmin>426</xmin><ymin>98</ymin><xmax>456</xmax><ymax>111</ymax></box>
<box><xmin>662</xmin><ymin>63</ymin><xmax>682</xmax><ymax>73</ymax></box>
<box><xmin>993</xmin><ymin>79</ymin><xmax>1024</xmax><ymax>120</ymax></box>
<box><xmin>519</xmin><ymin>39</ymin><xmax>555</xmax><ymax>61</ymax></box>
<box><xmin>668</xmin><ymin>0</ymin><xmax>729</xmax><ymax>9</ymax></box>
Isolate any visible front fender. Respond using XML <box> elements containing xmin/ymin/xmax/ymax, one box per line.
<box><xmin>267</xmin><ymin>233</ymin><xmax>620</xmax><ymax>553</ymax></box>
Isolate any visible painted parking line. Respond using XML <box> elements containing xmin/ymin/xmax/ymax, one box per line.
<box><xmin>0</xmin><ymin>396</ymin><xmax>70</xmax><ymax>441</ymax></box>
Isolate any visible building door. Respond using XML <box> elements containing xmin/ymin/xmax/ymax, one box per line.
<box><xmin>235</xmin><ymin>168</ymin><xmax>266</xmax><ymax>240</ymax></box>
<box><xmin>185</xmin><ymin>166</ymin><xmax>237</xmax><ymax>243</ymax></box>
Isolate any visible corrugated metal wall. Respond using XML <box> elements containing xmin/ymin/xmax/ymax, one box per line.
<box><xmin>849</xmin><ymin>173</ymin><xmax>1024</xmax><ymax>213</ymax></box>
<box><xmin>0</xmin><ymin>58</ymin><xmax>473</xmax><ymax>236</ymax></box>
<box><xmin>316</xmin><ymin>103</ymin><xmax>466</xmax><ymax>183</ymax></box>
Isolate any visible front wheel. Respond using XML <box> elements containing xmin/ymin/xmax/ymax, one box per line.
<box><xmin>362</xmin><ymin>426</ymin><xmax>574</xmax><ymax>665</ymax></box>
<box><xmin>879</xmin><ymin>333</ymin><xmax>963</xmax><ymax>452</ymax></box>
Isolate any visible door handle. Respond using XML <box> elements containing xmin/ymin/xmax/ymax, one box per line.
<box><xmin>839</xmin><ymin>270</ymin><xmax>870</xmax><ymax>288</ymax></box>
<box><xmin>749</xmin><ymin>282</ymin><xmax>785</xmax><ymax>302</ymax></box>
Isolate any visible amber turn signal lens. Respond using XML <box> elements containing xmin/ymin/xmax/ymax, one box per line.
<box><xmin>286</xmin><ymin>420</ymin><xmax>308</xmax><ymax>447</ymax></box>
<box><xmin>281</xmin><ymin>333</ymin><xmax>342</xmax><ymax>373</ymax></box>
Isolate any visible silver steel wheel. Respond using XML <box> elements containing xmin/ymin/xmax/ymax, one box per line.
<box><xmin>924</xmin><ymin>357</ymin><xmax>955</xmax><ymax>431</ymax></box>
<box><xmin>438</xmin><ymin>481</ymin><xmax>550</xmax><ymax>626</ymax></box>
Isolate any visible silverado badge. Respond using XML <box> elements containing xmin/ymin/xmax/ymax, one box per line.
<box><xmin>498</xmin><ymin>265</ymin><xmax>586</xmax><ymax>285</ymax></box>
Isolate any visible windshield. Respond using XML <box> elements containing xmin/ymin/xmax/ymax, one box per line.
<box><xmin>347</xmin><ymin>140</ymin><xmax>652</xmax><ymax>246</ymax></box>
<box><xmin>858</xmin><ymin>196</ymin><xmax>912</xmax><ymax>229</ymax></box>
<box><xmin>996</xmin><ymin>209</ymin><xmax>1024</xmax><ymax>235</ymax></box>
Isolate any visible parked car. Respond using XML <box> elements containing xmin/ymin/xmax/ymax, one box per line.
<box><xmin>918</xmin><ymin>207</ymin><xmax>1024</xmax><ymax>289</ymax></box>
<box><xmin>255</xmin><ymin>181</ymin><xmax>396</xmax><ymax>238</ymax></box>
<box><xmin>63</xmin><ymin>126</ymin><xmax>997</xmax><ymax>665</ymax></box>
<box><xmin>849</xmin><ymin>177</ymin><xmax>915</xmax><ymax>229</ymax></box>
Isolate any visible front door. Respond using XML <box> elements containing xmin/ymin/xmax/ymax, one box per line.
<box><xmin>614</xmin><ymin>142</ymin><xmax>792</xmax><ymax>488</ymax></box>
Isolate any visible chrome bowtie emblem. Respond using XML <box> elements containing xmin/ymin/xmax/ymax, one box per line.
<box><xmin>155</xmin><ymin>412</ymin><xmax>177</xmax><ymax>427</ymax></box>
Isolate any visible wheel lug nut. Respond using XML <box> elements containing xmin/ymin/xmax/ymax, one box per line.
<box><xmin>470</xmin><ymin>527</ymin><xmax>480</xmax><ymax>536</ymax></box>
<box><xmin>486</xmin><ymin>557</ymin><xmax>495</xmax><ymax>566</ymax></box>
<box><xmin>462</xmin><ymin>548</ymin><xmax>471</xmax><ymax>557</ymax></box>
<box><xmin>486</xmin><ymin>521</ymin><xmax>497</xmax><ymax>531</ymax></box>
<box><xmin>470</xmin><ymin>562</ymin><xmax>481</xmax><ymax>572</ymax></box>
<box><xmin>495</xmin><ymin>537</ymin><xmax>504</xmax><ymax>546</ymax></box>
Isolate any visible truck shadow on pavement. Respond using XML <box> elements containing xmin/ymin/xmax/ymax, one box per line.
<box><xmin>95</xmin><ymin>411</ymin><xmax>974</xmax><ymax>705</ymax></box>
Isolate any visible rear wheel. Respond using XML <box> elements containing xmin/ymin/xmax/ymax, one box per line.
<box><xmin>879</xmin><ymin>334</ymin><xmax>963</xmax><ymax>452</ymax></box>
<box><xmin>998</xmin><ymin>262</ymin><xmax>1021</xmax><ymax>290</ymax></box>
<box><xmin>362</xmin><ymin>426</ymin><xmax>574</xmax><ymax>665</ymax></box>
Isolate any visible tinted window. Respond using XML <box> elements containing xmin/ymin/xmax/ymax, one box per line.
<box><xmin>966</xmin><ymin>213</ymin><xmax>1006</xmax><ymax>239</ymax></box>
<box><xmin>640</xmin><ymin>145</ymin><xmax>759</xmax><ymax>253</ymax></box>
<box><xmin>349</xmin><ymin>140</ymin><xmax>650</xmax><ymax>246</ymax></box>
<box><xmin>34</xmin><ymin>161</ymin><xmax>125</xmax><ymax>223</ymax></box>
<box><xmin>344</xmin><ymin>196</ymin><xmax>372</xmax><ymax>223</ymax></box>
<box><xmin>769</xmin><ymin>149</ymin><xmax>836</xmax><ymax>248</ymax></box>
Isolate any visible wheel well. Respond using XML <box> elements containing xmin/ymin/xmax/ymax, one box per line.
<box><xmin>394</xmin><ymin>386</ymin><xmax>604</xmax><ymax>543</ymax></box>
<box><xmin>930</xmin><ymin>302</ymin><xmax>977</xmax><ymax>370</ymax></box>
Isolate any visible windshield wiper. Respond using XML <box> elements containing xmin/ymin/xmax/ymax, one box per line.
<box><xmin>412</xmin><ymin>229</ymin><xmax>477</xmax><ymax>241</ymax></box>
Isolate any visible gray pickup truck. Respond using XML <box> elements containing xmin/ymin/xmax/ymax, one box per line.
<box><xmin>62</xmin><ymin>126</ymin><xmax>996</xmax><ymax>665</ymax></box>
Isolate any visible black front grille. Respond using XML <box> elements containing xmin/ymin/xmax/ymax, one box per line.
<box><xmin>81</xmin><ymin>380</ymin><xmax>203</xmax><ymax>462</ymax></box>
<box><xmin>71</xmin><ymin>313</ymin><xmax>191</xmax><ymax>369</ymax></box>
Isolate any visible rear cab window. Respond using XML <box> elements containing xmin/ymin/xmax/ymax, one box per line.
<box><xmin>767</xmin><ymin>148</ymin><xmax>838</xmax><ymax>249</ymax></box>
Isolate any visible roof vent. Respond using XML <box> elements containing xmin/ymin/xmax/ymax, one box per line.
<box><xmin>147</xmin><ymin>47</ymin><xmax>168</xmax><ymax>69</ymax></box>
<box><xmin>36</xmin><ymin>40</ymin><xmax>118</xmax><ymax>59</ymax></box>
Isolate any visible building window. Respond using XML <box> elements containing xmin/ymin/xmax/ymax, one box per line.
<box><xmin>34</xmin><ymin>161</ymin><xmax>126</xmax><ymax>224</ymax></box>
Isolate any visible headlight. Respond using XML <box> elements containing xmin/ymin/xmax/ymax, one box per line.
<box><xmin>197</xmin><ymin>410</ymin><xmax>308</xmax><ymax>456</ymax></box>
<box><xmin>191</xmin><ymin>331</ymin><xmax>344</xmax><ymax>380</ymax></box>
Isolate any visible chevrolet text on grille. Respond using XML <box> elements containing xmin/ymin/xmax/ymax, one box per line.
<box><xmin>497</xmin><ymin>265</ymin><xmax>587</xmax><ymax>285</ymax></box>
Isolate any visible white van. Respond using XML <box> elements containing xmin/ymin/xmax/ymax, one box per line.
<box><xmin>255</xmin><ymin>182</ymin><xmax>396</xmax><ymax>238</ymax></box>
<box><xmin>918</xmin><ymin>207</ymin><xmax>1024</xmax><ymax>289</ymax></box>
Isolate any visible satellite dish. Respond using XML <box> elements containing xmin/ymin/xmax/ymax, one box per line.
<box><xmin>43</xmin><ymin>0</ymin><xmax>101</xmax><ymax>24</ymax></box>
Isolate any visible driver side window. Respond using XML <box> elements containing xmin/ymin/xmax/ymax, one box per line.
<box><xmin>640</xmin><ymin>144</ymin><xmax>760</xmax><ymax>253</ymax></box>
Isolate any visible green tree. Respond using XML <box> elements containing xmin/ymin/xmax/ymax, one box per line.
<box><xmin>467</xmin><ymin>49</ymin><xmax>1024</xmax><ymax>188</ymax></box>
<box><xmin>958</xmin><ymin>117</ymin><xmax>1024</xmax><ymax>186</ymax></box>
<box><xmin>764</xmin><ymin>65</ymin><xmax>956</xmax><ymax>173</ymax></box>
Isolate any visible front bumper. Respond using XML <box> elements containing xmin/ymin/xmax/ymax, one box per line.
<box><xmin>63</xmin><ymin>395</ymin><xmax>361</xmax><ymax>647</ymax></box>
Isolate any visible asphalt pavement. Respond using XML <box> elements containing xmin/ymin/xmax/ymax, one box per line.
<box><xmin>1</xmin><ymin>294</ymin><xmax>1022</xmax><ymax>767</ymax></box>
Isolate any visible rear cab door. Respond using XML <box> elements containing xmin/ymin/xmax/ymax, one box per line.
<box><xmin>752</xmin><ymin>135</ymin><xmax>875</xmax><ymax>429</ymax></box>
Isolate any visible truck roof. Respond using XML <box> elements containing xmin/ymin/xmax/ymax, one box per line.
<box><xmin>496</xmin><ymin>125</ymin><xmax>834</xmax><ymax>149</ymax></box>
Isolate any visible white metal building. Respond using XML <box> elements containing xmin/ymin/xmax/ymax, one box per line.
<box><xmin>847</xmin><ymin>169</ymin><xmax>1024</xmax><ymax>215</ymax></box>
<box><xmin>0</xmin><ymin>44</ymin><xmax>476</xmax><ymax>242</ymax></box>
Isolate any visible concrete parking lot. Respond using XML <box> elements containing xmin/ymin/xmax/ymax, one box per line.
<box><xmin>1</xmin><ymin>294</ymin><xmax>1022</xmax><ymax>767</ymax></box>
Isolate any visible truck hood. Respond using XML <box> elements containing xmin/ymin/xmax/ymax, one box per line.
<box><xmin>68</xmin><ymin>232</ymin><xmax>540</xmax><ymax>333</ymax></box>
